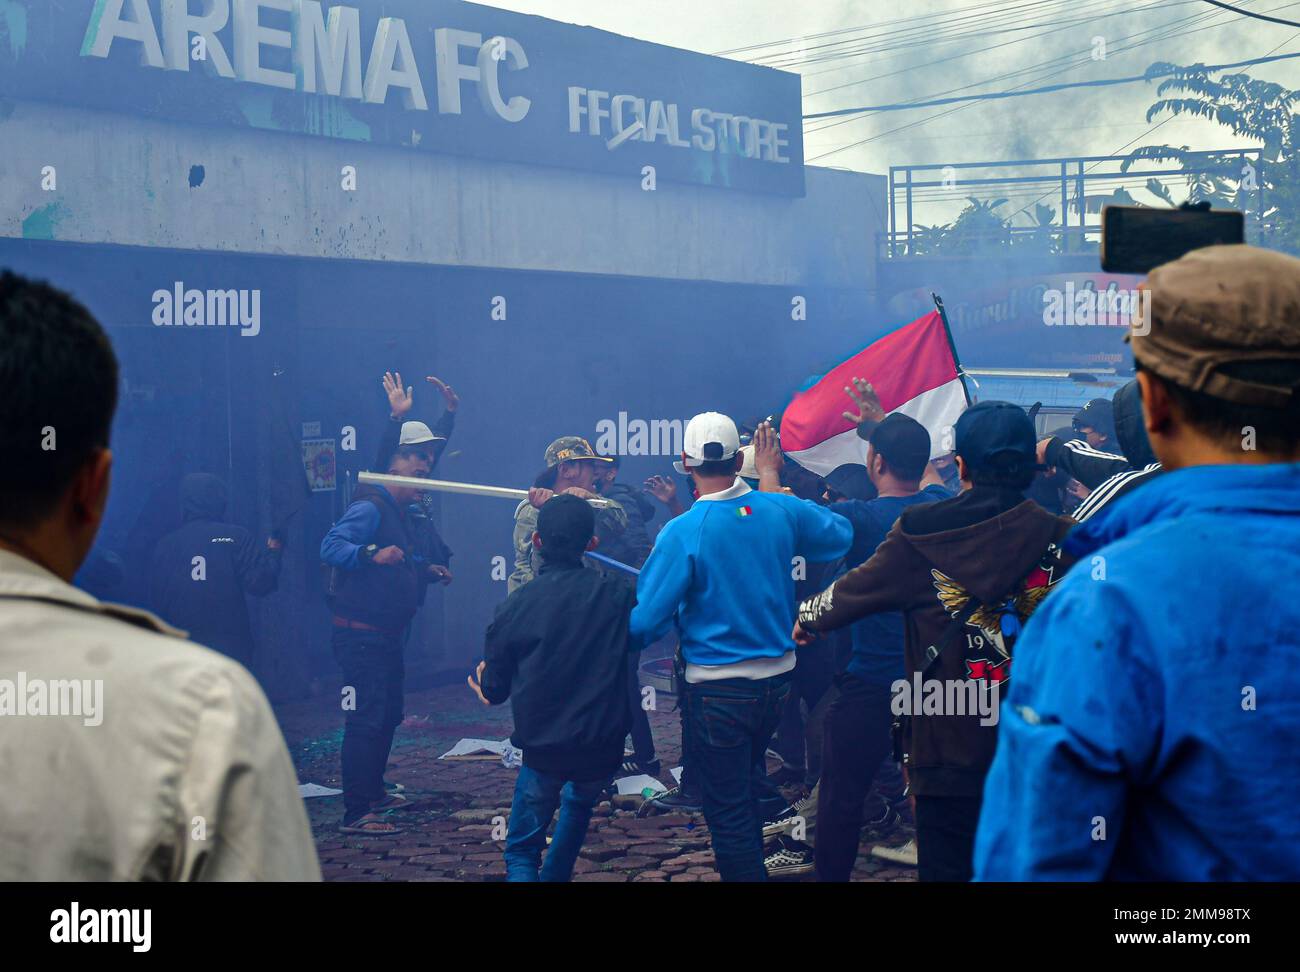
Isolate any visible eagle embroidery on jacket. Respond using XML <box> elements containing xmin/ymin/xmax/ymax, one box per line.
<box><xmin>930</xmin><ymin>555</ymin><xmax>1059</xmax><ymax>660</ymax></box>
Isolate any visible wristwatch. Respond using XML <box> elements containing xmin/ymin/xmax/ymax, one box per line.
<box><xmin>359</xmin><ymin>543</ymin><xmax>378</xmax><ymax>565</ymax></box>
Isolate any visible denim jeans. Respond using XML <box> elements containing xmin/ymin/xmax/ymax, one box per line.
<box><xmin>332</xmin><ymin>627</ymin><xmax>404</xmax><ymax>825</ymax></box>
<box><xmin>504</xmin><ymin>765</ymin><xmax>609</xmax><ymax>882</ymax></box>
<box><xmin>814</xmin><ymin>673</ymin><xmax>894</xmax><ymax>881</ymax></box>
<box><xmin>684</xmin><ymin>672</ymin><xmax>792</xmax><ymax>882</ymax></box>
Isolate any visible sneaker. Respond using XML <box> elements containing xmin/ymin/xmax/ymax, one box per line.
<box><xmin>762</xmin><ymin>794</ymin><xmax>815</xmax><ymax>839</ymax></box>
<box><xmin>637</xmin><ymin>785</ymin><xmax>703</xmax><ymax>816</ymax></box>
<box><xmin>861</xmin><ymin>801</ymin><xmax>900</xmax><ymax>841</ymax></box>
<box><xmin>764</xmin><ymin>835</ymin><xmax>815</xmax><ymax>879</ymax></box>
<box><xmin>620</xmin><ymin>757</ymin><xmax>661</xmax><ymax>777</ymax></box>
<box><xmin>870</xmin><ymin>839</ymin><xmax>917</xmax><ymax>867</ymax></box>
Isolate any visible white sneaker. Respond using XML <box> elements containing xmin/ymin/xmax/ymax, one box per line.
<box><xmin>870</xmin><ymin>839</ymin><xmax>917</xmax><ymax>867</ymax></box>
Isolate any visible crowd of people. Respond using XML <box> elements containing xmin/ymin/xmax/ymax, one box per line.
<box><xmin>2</xmin><ymin>241</ymin><xmax>1298</xmax><ymax>882</ymax></box>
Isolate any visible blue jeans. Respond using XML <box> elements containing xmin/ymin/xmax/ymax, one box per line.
<box><xmin>504</xmin><ymin>765</ymin><xmax>608</xmax><ymax>882</ymax></box>
<box><xmin>684</xmin><ymin>672</ymin><xmax>792</xmax><ymax>882</ymax></box>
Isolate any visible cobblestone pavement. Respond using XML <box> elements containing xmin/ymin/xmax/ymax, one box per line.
<box><xmin>277</xmin><ymin>683</ymin><xmax>917</xmax><ymax>883</ymax></box>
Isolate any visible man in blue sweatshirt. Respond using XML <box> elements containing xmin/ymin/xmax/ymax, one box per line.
<box><xmin>630</xmin><ymin>412</ymin><xmax>852</xmax><ymax>881</ymax></box>
<box><xmin>975</xmin><ymin>244</ymin><xmax>1300</xmax><ymax>880</ymax></box>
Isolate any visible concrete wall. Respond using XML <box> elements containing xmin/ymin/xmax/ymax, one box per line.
<box><xmin>0</xmin><ymin>99</ymin><xmax>882</xmax><ymax>290</ymax></box>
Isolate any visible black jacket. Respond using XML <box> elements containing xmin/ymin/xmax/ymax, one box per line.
<box><xmin>329</xmin><ymin>484</ymin><xmax>421</xmax><ymax>631</ymax></box>
<box><xmin>148</xmin><ymin>474</ymin><xmax>281</xmax><ymax>667</ymax></box>
<box><xmin>799</xmin><ymin>486</ymin><xmax>1074</xmax><ymax>797</ymax></box>
<box><xmin>1071</xmin><ymin>379</ymin><xmax>1164</xmax><ymax>522</ymax></box>
<box><xmin>481</xmin><ymin>557</ymin><xmax>637</xmax><ymax>779</ymax></box>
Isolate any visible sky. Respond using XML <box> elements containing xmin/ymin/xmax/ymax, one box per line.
<box><xmin>488</xmin><ymin>0</ymin><xmax>1300</xmax><ymax>225</ymax></box>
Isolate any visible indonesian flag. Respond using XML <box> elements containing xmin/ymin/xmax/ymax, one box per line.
<box><xmin>780</xmin><ymin>311</ymin><xmax>968</xmax><ymax>476</ymax></box>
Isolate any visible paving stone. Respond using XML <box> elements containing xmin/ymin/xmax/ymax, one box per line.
<box><xmin>407</xmin><ymin>854</ymin><xmax>465</xmax><ymax>869</ymax></box>
<box><xmin>449</xmin><ymin>808</ymin><xmax>504</xmax><ymax>824</ymax></box>
<box><xmin>625</xmin><ymin>842</ymin><xmax>682</xmax><ymax>857</ymax></box>
<box><xmin>455</xmin><ymin>861</ymin><xmax>507</xmax><ymax>882</ymax></box>
<box><xmin>578</xmin><ymin>844</ymin><xmax>626</xmax><ymax>862</ymax></box>
<box><xmin>604</xmin><ymin>855</ymin><xmax>660</xmax><ymax>870</ymax></box>
<box><xmin>572</xmin><ymin>871</ymin><xmax>629</xmax><ymax>882</ymax></box>
<box><xmin>669</xmin><ymin>872</ymin><xmax>700</xmax><ymax>882</ymax></box>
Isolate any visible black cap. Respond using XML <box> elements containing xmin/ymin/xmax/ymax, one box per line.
<box><xmin>824</xmin><ymin>463</ymin><xmax>876</xmax><ymax>501</ymax></box>
<box><xmin>536</xmin><ymin>493</ymin><xmax>595</xmax><ymax>558</ymax></box>
<box><xmin>868</xmin><ymin>413</ymin><xmax>932</xmax><ymax>481</ymax></box>
<box><xmin>1072</xmin><ymin>398</ymin><xmax>1116</xmax><ymax>439</ymax></box>
<box><xmin>954</xmin><ymin>401</ymin><xmax>1037</xmax><ymax>471</ymax></box>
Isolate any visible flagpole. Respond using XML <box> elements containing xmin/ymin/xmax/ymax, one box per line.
<box><xmin>931</xmin><ymin>292</ymin><xmax>972</xmax><ymax>406</ymax></box>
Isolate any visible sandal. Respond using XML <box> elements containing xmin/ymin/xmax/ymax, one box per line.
<box><xmin>339</xmin><ymin>812</ymin><xmax>403</xmax><ymax>836</ymax></box>
<box><xmin>370</xmin><ymin>792</ymin><xmax>409</xmax><ymax>810</ymax></box>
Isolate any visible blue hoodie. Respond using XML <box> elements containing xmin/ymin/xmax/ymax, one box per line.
<box><xmin>974</xmin><ymin>462</ymin><xmax>1300</xmax><ymax>881</ymax></box>
<box><xmin>630</xmin><ymin>481</ymin><xmax>851</xmax><ymax>678</ymax></box>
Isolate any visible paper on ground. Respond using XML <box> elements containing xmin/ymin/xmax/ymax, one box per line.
<box><xmin>298</xmin><ymin>783</ymin><xmax>343</xmax><ymax>798</ymax></box>
<box><xmin>670</xmin><ymin>766</ymin><xmax>683</xmax><ymax>784</ymax></box>
<box><xmin>440</xmin><ymin>737</ymin><xmax>513</xmax><ymax>759</ymax></box>
<box><xmin>615</xmin><ymin>774</ymin><xmax>668</xmax><ymax>796</ymax></box>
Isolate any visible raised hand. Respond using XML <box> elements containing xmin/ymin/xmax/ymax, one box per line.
<box><xmin>383</xmin><ymin>371</ymin><xmax>414</xmax><ymax>419</ymax></box>
<box><xmin>842</xmin><ymin>377</ymin><xmax>886</xmax><ymax>425</ymax></box>
<box><xmin>426</xmin><ymin>375</ymin><xmax>459</xmax><ymax>412</ymax></box>
<box><xmin>467</xmin><ymin>661</ymin><xmax>490</xmax><ymax>706</ymax></box>
<box><xmin>643</xmin><ymin>475</ymin><xmax>676</xmax><ymax>505</ymax></box>
<box><xmin>752</xmin><ymin>421</ymin><xmax>784</xmax><ymax>476</ymax></box>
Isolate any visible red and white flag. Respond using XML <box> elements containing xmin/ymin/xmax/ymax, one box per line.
<box><xmin>780</xmin><ymin>311</ymin><xmax>968</xmax><ymax>475</ymax></box>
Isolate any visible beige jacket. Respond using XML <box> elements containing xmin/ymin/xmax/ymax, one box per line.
<box><xmin>0</xmin><ymin>549</ymin><xmax>320</xmax><ymax>881</ymax></box>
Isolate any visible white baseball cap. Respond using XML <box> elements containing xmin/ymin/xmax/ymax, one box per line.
<box><xmin>738</xmin><ymin>444</ymin><xmax>760</xmax><ymax>482</ymax></box>
<box><xmin>399</xmin><ymin>421</ymin><xmax>444</xmax><ymax>446</ymax></box>
<box><xmin>673</xmin><ymin>412</ymin><xmax>740</xmax><ymax>475</ymax></box>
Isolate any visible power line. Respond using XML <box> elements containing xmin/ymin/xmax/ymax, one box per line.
<box><xmin>804</xmin><ymin>49</ymin><xmax>1300</xmax><ymax>118</ymax></box>
<box><xmin>803</xmin><ymin>0</ymin><xmax>1175</xmax><ymax>100</ymax></box>
<box><xmin>712</xmin><ymin>0</ymin><xmax>1057</xmax><ymax>57</ymax></box>
<box><xmin>803</xmin><ymin>0</ymin><xmax>1237</xmax><ymax>138</ymax></box>
<box><xmin>804</xmin><ymin>0</ymin><xmax>1276</xmax><ymax>161</ymax></box>
<box><xmin>1199</xmin><ymin>0</ymin><xmax>1300</xmax><ymax>25</ymax></box>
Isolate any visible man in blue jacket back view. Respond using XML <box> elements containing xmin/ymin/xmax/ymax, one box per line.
<box><xmin>631</xmin><ymin>412</ymin><xmax>852</xmax><ymax>881</ymax></box>
<box><xmin>975</xmin><ymin>244</ymin><xmax>1300</xmax><ymax>880</ymax></box>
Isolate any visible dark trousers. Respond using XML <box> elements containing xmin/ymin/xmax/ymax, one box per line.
<box><xmin>504</xmin><ymin>766</ymin><xmax>608</xmax><ymax>882</ymax></box>
<box><xmin>332</xmin><ymin>627</ymin><xmax>405</xmax><ymax>824</ymax></box>
<box><xmin>914</xmin><ymin>794</ymin><xmax>983</xmax><ymax>882</ymax></box>
<box><xmin>814</xmin><ymin>673</ymin><xmax>894</xmax><ymax>881</ymax></box>
<box><xmin>684</xmin><ymin>672</ymin><xmax>791</xmax><ymax>882</ymax></box>
<box><xmin>773</xmin><ymin>639</ymin><xmax>835</xmax><ymax>784</ymax></box>
<box><xmin>627</xmin><ymin>660</ymin><xmax>656</xmax><ymax>765</ymax></box>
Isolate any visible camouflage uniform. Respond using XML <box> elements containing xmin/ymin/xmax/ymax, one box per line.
<box><xmin>507</xmin><ymin>436</ymin><xmax>628</xmax><ymax>593</ymax></box>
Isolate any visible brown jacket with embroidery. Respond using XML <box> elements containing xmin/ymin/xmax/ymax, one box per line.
<box><xmin>798</xmin><ymin>487</ymin><xmax>1074</xmax><ymax>797</ymax></box>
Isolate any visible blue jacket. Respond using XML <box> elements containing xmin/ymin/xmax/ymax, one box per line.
<box><xmin>974</xmin><ymin>462</ymin><xmax>1300</xmax><ymax>881</ymax></box>
<box><xmin>630</xmin><ymin>481</ymin><xmax>852</xmax><ymax>669</ymax></box>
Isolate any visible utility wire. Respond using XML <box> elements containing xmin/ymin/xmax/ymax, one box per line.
<box><xmin>804</xmin><ymin>0</ymin><xmax>1284</xmax><ymax>161</ymax></box>
<box><xmin>804</xmin><ymin>49</ymin><xmax>1300</xmax><ymax>118</ymax></box>
<box><xmin>1198</xmin><ymin>0</ymin><xmax>1300</xmax><ymax>25</ymax></box>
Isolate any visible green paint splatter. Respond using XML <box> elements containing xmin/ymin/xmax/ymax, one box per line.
<box><xmin>22</xmin><ymin>202</ymin><xmax>67</xmax><ymax>240</ymax></box>
<box><xmin>0</xmin><ymin>0</ymin><xmax>28</xmax><ymax>60</ymax></box>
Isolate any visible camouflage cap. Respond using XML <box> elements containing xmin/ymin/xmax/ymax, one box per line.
<box><xmin>543</xmin><ymin>436</ymin><xmax>611</xmax><ymax>468</ymax></box>
<box><xmin>1128</xmin><ymin>244</ymin><xmax>1300</xmax><ymax>408</ymax></box>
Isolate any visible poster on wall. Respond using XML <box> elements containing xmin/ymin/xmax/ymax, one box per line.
<box><xmin>302</xmin><ymin>438</ymin><xmax>337</xmax><ymax>492</ymax></box>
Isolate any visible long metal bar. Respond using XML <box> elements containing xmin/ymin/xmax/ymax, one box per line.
<box><xmin>357</xmin><ymin>471</ymin><xmax>612</xmax><ymax>507</ymax></box>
